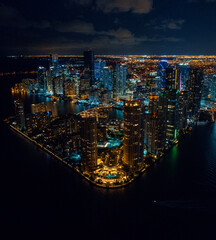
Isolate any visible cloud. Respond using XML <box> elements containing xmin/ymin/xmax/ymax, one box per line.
<box><xmin>96</xmin><ymin>0</ymin><xmax>153</xmax><ymax>14</ymax></box>
<box><xmin>147</xmin><ymin>19</ymin><xmax>185</xmax><ymax>30</ymax></box>
<box><xmin>68</xmin><ymin>0</ymin><xmax>153</xmax><ymax>14</ymax></box>
<box><xmin>55</xmin><ymin>20</ymin><xmax>95</xmax><ymax>34</ymax></box>
<box><xmin>0</xmin><ymin>3</ymin><xmax>50</xmax><ymax>29</ymax></box>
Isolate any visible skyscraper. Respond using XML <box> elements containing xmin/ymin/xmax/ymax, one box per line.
<box><xmin>37</xmin><ymin>66</ymin><xmax>46</xmax><ymax>93</ymax></box>
<box><xmin>80</xmin><ymin>113</ymin><xmax>97</xmax><ymax>173</ymax></box>
<box><xmin>53</xmin><ymin>76</ymin><xmax>64</xmax><ymax>95</ymax></box>
<box><xmin>115</xmin><ymin>64</ymin><xmax>127</xmax><ymax>97</ymax></box>
<box><xmin>63</xmin><ymin>77</ymin><xmax>75</xmax><ymax>96</ymax></box>
<box><xmin>50</xmin><ymin>54</ymin><xmax>59</xmax><ymax>77</ymax></box>
<box><xmin>158</xmin><ymin>60</ymin><xmax>168</xmax><ymax>90</ymax></box>
<box><xmin>187</xmin><ymin>67</ymin><xmax>204</xmax><ymax>121</ymax></box>
<box><xmin>165</xmin><ymin>65</ymin><xmax>180</xmax><ymax>91</ymax></box>
<box><xmin>83</xmin><ymin>49</ymin><xmax>95</xmax><ymax>87</ymax></box>
<box><xmin>123</xmin><ymin>100</ymin><xmax>144</xmax><ymax>170</ymax></box>
<box><xmin>14</xmin><ymin>100</ymin><xmax>26</xmax><ymax>131</ymax></box>
<box><xmin>102</xmin><ymin>66</ymin><xmax>113</xmax><ymax>91</ymax></box>
<box><xmin>148</xmin><ymin>95</ymin><xmax>159</xmax><ymax>156</ymax></box>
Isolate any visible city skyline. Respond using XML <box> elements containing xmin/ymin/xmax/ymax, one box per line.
<box><xmin>1</xmin><ymin>0</ymin><xmax>216</xmax><ymax>55</ymax></box>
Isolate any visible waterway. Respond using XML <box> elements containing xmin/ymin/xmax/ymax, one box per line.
<box><xmin>1</xmin><ymin>75</ymin><xmax>216</xmax><ymax>239</ymax></box>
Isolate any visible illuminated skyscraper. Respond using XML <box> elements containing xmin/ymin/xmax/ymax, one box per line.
<box><xmin>115</xmin><ymin>64</ymin><xmax>127</xmax><ymax>96</ymax></box>
<box><xmin>83</xmin><ymin>49</ymin><xmax>95</xmax><ymax>87</ymax></box>
<box><xmin>14</xmin><ymin>100</ymin><xmax>26</xmax><ymax>131</ymax></box>
<box><xmin>50</xmin><ymin>54</ymin><xmax>59</xmax><ymax>77</ymax></box>
<box><xmin>94</xmin><ymin>59</ymin><xmax>106</xmax><ymax>82</ymax></box>
<box><xmin>102</xmin><ymin>66</ymin><xmax>113</xmax><ymax>91</ymax></box>
<box><xmin>148</xmin><ymin>95</ymin><xmax>159</xmax><ymax>156</ymax></box>
<box><xmin>53</xmin><ymin>76</ymin><xmax>64</xmax><ymax>95</ymax></box>
<box><xmin>187</xmin><ymin>67</ymin><xmax>204</xmax><ymax>121</ymax></box>
<box><xmin>37</xmin><ymin>66</ymin><xmax>46</xmax><ymax>92</ymax></box>
<box><xmin>165</xmin><ymin>89</ymin><xmax>179</xmax><ymax>144</ymax></box>
<box><xmin>158</xmin><ymin>60</ymin><xmax>168</xmax><ymax>90</ymax></box>
<box><xmin>165</xmin><ymin>65</ymin><xmax>180</xmax><ymax>91</ymax></box>
<box><xmin>123</xmin><ymin>100</ymin><xmax>144</xmax><ymax>170</ymax></box>
<box><xmin>80</xmin><ymin>114</ymin><xmax>97</xmax><ymax>173</ymax></box>
<box><xmin>63</xmin><ymin>77</ymin><xmax>75</xmax><ymax>96</ymax></box>
<box><xmin>179</xmin><ymin>64</ymin><xmax>190</xmax><ymax>91</ymax></box>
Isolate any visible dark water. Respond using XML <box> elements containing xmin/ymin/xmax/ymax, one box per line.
<box><xmin>1</xmin><ymin>76</ymin><xmax>216</xmax><ymax>239</ymax></box>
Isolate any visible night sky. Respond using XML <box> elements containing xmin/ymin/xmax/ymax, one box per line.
<box><xmin>1</xmin><ymin>0</ymin><xmax>216</xmax><ymax>55</ymax></box>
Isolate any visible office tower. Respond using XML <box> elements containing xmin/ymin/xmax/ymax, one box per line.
<box><xmin>203</xmin><ymin>74</ymin><xmax>216</xmax><ymax>101</ymax></box>
<box><xmin>179</xmin><ymin>64</ymin><xmax>190</xmax><ymax>91</ymax></box>
<box><xmin>165</xmin><ymin>65</ymin><xmax>180</xmax><ymax>91</ymax></box>
<box><xmin>50</xmin><ymin>54</ymin><xmax>59</xmax><ymax>77</ymax></box>
<box><xmin>63</xmin><ymin>77</ymin><xmax>75</xmax><ymax>96</ymax></box>
<box><xmin>80</xmin><ymin>114</ymin><xmax>97</xmax><ymax>173</ymax></box>
<box><xmin>157</xmin><ymin>93</ymin><xmax>167</xmax><ymax>150</ymax></box>
<box><xmin>178</xmin><ymin>91</ymin><xmax>189</xmax><ymax>130</ymax></box>
<box><xmin>102</xmin><ymin>66</ymin><xmax>113</xmax><ymax>91</ymax></box>
<box><xmin>70</xmin><ymin>72</ymin><xmax>80</xmax><ymax>95</ymax></box>
<box><xmin>83</xmin><ymin>49</ymin><xmax>95</xmax><ymax>87</ymax></box>
<box><xmin>94</xmin><ymin>59</ymin><xmax>106</xmax><ymax>82</ymax></box>
<box><xmin>14</xmin><ymin>100</ymin><xmax>26</xmax><ymax>131</ymax></box>
<box><xmin>89</xmin><ymin>89</ymin><xmax>99</xmax><ymax>105</ymax></box>
<box><xmin>148</xmin><ymin>95</ymin><xmax>159</xmax><ymax>156</ymax></box>
<box><xmin>165</xmin><ymin>89</ymin><xmax>179</xmax><ymax>144</ymax></box>
<box><xmin>37</xmin><ymin>66</ymin><xmax>46</xmax><ymax>92</ymax></box>
<box><xmin>209</xmin><ymin>75</ymin><xmax>216</xmax><ymax>101</ymax></box>
<box><xmin>146</xmin><ymin>72</ymin><xmax>160</xmax><ymax>96</ymax></box>
<box><xmin>187</xmin><ymin>67</ymin><xmax>204</xmax><ymax>121</ymax></box>
<box><xmin>53</xmin><ymin>76</ymin><xmax>64</xmax><ymax>95</ymax></box>
<box><xmin>115</xmin><ymin>64</ymin><xmax>127</xmax><ymax>96</ymax></box>
<box><xmin>123</xmin><ymin>100</ymin><xmax>144</xmax><ymax>170</ymax></box>
<box><xmin>158</xmin><ymin>60</ymin><xmax>168</xmax><ymax>90</ymax></box>
<box><xmin>79</xmin><ymin>75</ymin><xmax>90</xmax><ymax>95</ymax></box>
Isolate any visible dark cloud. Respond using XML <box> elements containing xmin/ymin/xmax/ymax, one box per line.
<box><xmin>95</xmin><ymin>0</ymin><xmax>153</xmax><ymax>14</ymax></box>
<box><xmin>68</xmin><ymin>0</ymin><xmax>153</xmax><ymax>14</ymax></box>
<box><xmin>0</xmin><ymin>2</ymin><xmax>50</xmax><ymax>29</ymax></box>
<box><xmin>55</xmin><ymin>20</ymin><xmax>95</xmax><ymax>34</ymax></box>
<box><xmin>147</xmin><ymin>19</ymin><xmax>185</xmax><ymax>30</ymax></box>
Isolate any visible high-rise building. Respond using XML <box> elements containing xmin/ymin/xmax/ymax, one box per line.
<box><xmin>157</xmin><ymin>92</ymin><xmax>167</xmax><ymax>150</ymax></box>
<box><xmin>146</xmin><ymin>72</ymin><xmax>160</xmax><ymax>96</ymax></box>
<box><xmin>147</xmin><ymin>95</ymin><xmax>159</xmax><ymax>156</ymax></box>
<box><xmin>63</xmin><ymin>77</ymin><xmax>75</xmax><ymax>96</ymax></box>
<box><xmin>102</xmin><ymin>66</ymin><xmax>113</xmax><ymax>91</ymax></box>
<box><xmin>14</xmin><ymin>100</ymin><xmax>26</xmax><ymax>130</ymax></box>
<box><xmin>53</xmin><ymin>76</ymin><xmax>64</xmax><ymax>95</ymax></box>
<box><xmin>83</xmin><ymin>49</ymin><xmax>95</xmax><ymax>87</ymax></box>
<box><xmin>178</xmin><ymin>91</ymin><xmax>189</xmax><ymax>130</ymax></box>
<box><xmin>165</xmin><ymin>89</ymin><xmax>179</xmax><ymax>144</ymax></box>
<box><xmin>94</xmin><ymin>60</ymin><xmax>106</xmax><ymax>82</ymax></box>
<box><xmin>37</xmin><ymin>66</ymin><xmax>46</xmax><ymax>92</ymax></box>
<box><xmin>80</xmin><ymin>114</ymin><xmax>97</xmax><ymax>173</ymax></box>
<box><xmin>115</xmin><ymin>64</ymin><xmax>127</xmax><ymax>97</ymax></box>
<box><xmin>50</xmin><ymin>54</ymin><xmax>59</xmax><ymax>77</ymax></box>
<box><xmin>123</xmin><ymin>100</ymin><xmax>144</xmax><ymax>170</ymax></box>
<box><xmin>179</xmin><ymin>64</ymin><xmax>190</xmax><ymax>91</ymax></box>
<box><xmin>165</xmin><ymin>65</ymin><xmax>180</xmax><ymax>91</ymax></box>
<box><xmin>158</xmin><ymin>60</ymin><xmax>168</xmax><ymax>90</ymax></box>
<box><xmin>187</xmin><ymin>67</ymin><xmax>204</xmax><ymax>121</ymax></box>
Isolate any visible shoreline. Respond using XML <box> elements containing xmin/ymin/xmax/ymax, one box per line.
<box><xmin>6</xmin><ymin>123</ymin><xmax>137</xmax><ymax>188</ymax></box>
<box><xmin>4</xmin><ymin>120</ymin><xmax>185</xmax><ymax>189</ymax></box>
